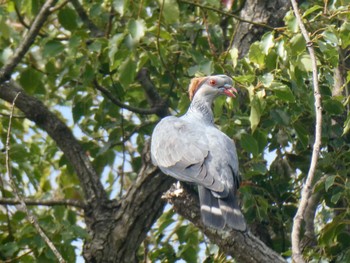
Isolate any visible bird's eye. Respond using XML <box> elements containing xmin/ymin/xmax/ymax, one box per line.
<box><xmin>209</xmin><ymin>79</ymin><xmax>216</xmax><ymax>86</ymax></box>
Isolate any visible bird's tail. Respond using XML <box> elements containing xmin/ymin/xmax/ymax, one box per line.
<box><xmin>198</xmin><ymin>186</ymin><xmax>246</xmax><ymax>231</ymax></box>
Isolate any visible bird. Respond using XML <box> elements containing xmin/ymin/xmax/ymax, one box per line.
<box><xmin>150</xmin><ymin>74</ymin><xmax>246</xmax><ymax>231</ymax></box>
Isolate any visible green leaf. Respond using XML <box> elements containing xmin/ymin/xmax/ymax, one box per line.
<box><xmin>253</xmin><ymin>129</ymin><xmax>267</xmax><ymax>153</ymax></box>
<box><xmin>303</xmin><ymin>5</ymin><xmax>323</xmax><ymax>17</ymax></box>
<box><xmin>249</xmin><ymin>95</ymin><xmax>263</xmax><ymax>132</ymax></box>
<box><xmin>325</xmin><ymin>175</ymin><xmax>336</xmax><ymax>192</ymax></box>
<box><xmin>293</xmin><ymin>122</ymin><xmax>308</xmax><ymax>148</ymax></box>
<box><xmin>127</xmin><ymin>19</ymin><xmax>145</xmax><ymax>44</ymax></box>
<box><xmin>261</xmin><ymin>32</ymin><xmax>274</xmax><ymax>54</ymax></box>
<box><xmin>297</xmin><ymin>53</ymin><xmax>313</xmax><ymax>72</ymax></box>
<box><xmin>284</xmin><ymin>10</ymin><xmax>298</xmax><ymax>33</ymax></box>
<box><xmin>260</xmin><ymin>73</ymin><xmax>274</xmax><ymax>87</ymax></box>
<box><xmin>19</xmin><ymin>68</ymin><xmax>44</xmax><ymax>94</ymax></box>
<box><xmin>72</xmin><ymin>96</ymin><xmax>92</xmax><ymax>123</ymax></box>
<box><xmin>119</xmin><ymin>57</ymin><xmax>136</xmax><ymax>88</ymax></box>
<box><xmin>249</xmin><ymin>42</ymin><xmax>265</xmax><ymax>68</ymax></box>
<box><xmin>58</xmin><ymin>7</ymin><xmax>78</xmax><ymax>31</ymax></box>
<box><xmin>233</xmin><ymin>74</ymin><xmax>255</xmax><ymax>83</ymax></box>
<box><xmin>108</xmin><ymin>33</ymin><xmax>125</xmax><ymax>68</ymax></box>
<box><xmin>113</xmin><ymin>0</ymin><xmax>129</xmax><ymax>16</ymax></box>
<box><xmin>331</xmin><ymin>192</ymin><xmax>342</xmax><ymax>204</ymax></box>
<box><xmin>229</xmin><ymin>47</ymin><xmax>238</xmax><ymax>68</ymax></box>
<box><xmin>322</xmin><ymin>30</ymin><xmax>339</xmax><ymax>46</ymax></box>
<box><xmin>240</xmin><ymin>133</ymin><xmax>259</xmax><ymax>156</ymax></box>
<box><xmin>290</xmin><ymin>34</ymin><xmax>306</xmax><ymax>55</ymax></box>
<box><xmin>343</xmin><ymin>112</ymin><xmax>350</xmax><ymax>135</ymax></box>
<box><xmin>270</xmin><ymin>109</ymin><xmax>290</xmax><ymax>126</ymax></box>
<box><xmin>323</xmin><ymin>98</ymin><xmax>344</xmax><ymax>115</ymax></box>
<box><xmin>0</xmin><ymin>16</ymin><xmax>10</xmax><ymax>39</ymax></box>
<box><xmin>43</xmin><ymin>40</ymin><xmax>65</xmax><ymax>58</ymax></box>
<box><xmin>271</xmin><ymin>83</ymin><xmax>295</xmax><ymax>102</ymax></box>
<box><xmin>340</xmin><ymin>22</ymin><xmax>350</xmax><ymax>48</ymax></box>
<box><xmin>161</xmin><ymin>0</ymin><xmax>179</xmax><ymax>24</ymax></box>
<box><xmin>0</xmin><ymin>242</ymin><xmax>19</xmax><ymax>258</ymax></box>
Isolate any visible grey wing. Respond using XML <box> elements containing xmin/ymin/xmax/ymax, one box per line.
<box><xmin>205</xmin><ymin>129</ymin><xmax>241</xmax><ymax>197</ymax></box>
<box><xmin>151</xmin><ymin>116</ymin><xmax>225</xmax><ymax>192</ymax></box>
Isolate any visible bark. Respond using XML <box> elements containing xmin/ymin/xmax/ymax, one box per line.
<box><xmin>232</xmin><ymin>0</ymin><xmax>291</xmax><ymax>58</ymax></box>
<box><xmin>83</xmin><ymin>143</ymin><xmax>175</xmax><ymax>262</ymax></box>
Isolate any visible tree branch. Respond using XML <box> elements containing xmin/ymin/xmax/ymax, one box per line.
<box><xmin>0</xmin><ymin>0</ymin><xmax>58</xmax><ymax>83</ymax></box>
<box><xmin>69</xmin><ymin>0</ymin><xmax>104</xmax><ymax>37</ymax></box>
<box><xmin>136</xmin><ymin>68</ymin><xmax>169</xmax><ymax>117</ymax></box>
<box><xmin>0</xmin><ymin>198</ymin><xmax>86</xmax><ymax>209</ymax></box>
<box><xmin>0</xmin><ymin>81</ymin><xmax>108</xmax><ymax>208</ymax></box>
<box><xmin>5</xmin><ymin>92</ymin><xmax>66</xmax><ymax>263</ymax></box>
<box><xmin>290</xmin><ymin>1</ymin><xmax>323</xmax><ymax>262</ymax></box>
<box><xmin>83</xmin><ymin>142</ymin><xmax>175</xmax><ymax>262</ymax></box>
<box><xmin>92</xmin><ymin>79</ymin><xmax>168</xmax><ymax>117</ymax></box>
<box><xmin>163</xmin><ymin>184</ymin><xmax>286</xmax><ymax>263</ymax></box>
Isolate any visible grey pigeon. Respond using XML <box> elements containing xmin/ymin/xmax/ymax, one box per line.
<box><xmin>151</xmin><ymin>75</ymin><xmax>246</xmax><ymax>231</ymax></box>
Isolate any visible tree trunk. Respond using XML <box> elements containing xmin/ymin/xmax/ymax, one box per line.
<box><xmin>233</xmin><ymin>0</ymin><xmax>291</xmax><ymax>58</ymax></box>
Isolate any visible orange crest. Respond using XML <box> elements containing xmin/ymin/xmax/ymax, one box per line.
<box><xmin>188</xmin><ymin>77</ymin><xmax>207</xmax><ymax>101</ymax></box>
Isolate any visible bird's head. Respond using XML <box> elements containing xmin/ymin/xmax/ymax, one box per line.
<box><xmin>188</xmin><ymin>75</ymin><xmax>237</xmax><ymax>101</ymax></box>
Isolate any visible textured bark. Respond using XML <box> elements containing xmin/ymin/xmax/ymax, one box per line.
<box><xmin>164</xmin><ymin>184</ymin><xmax>287</xmax><ymax>263</ymax></box>
<box><xmin>83</xmin><ymin>143</ymin><xmax>175</xmax><ymax>262</ymax></box>
<box><xmin>232</xmin><ymin>0</ymin><xmax>291</xmax><ymax>58</ymax></box>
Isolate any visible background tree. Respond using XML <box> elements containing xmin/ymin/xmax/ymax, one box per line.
<box><xmin>0</xmin><ymin>0</ymin><xmax>350</xmax><ymax>262</ymax></box>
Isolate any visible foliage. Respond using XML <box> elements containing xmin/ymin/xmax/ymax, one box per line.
<box><xmin>0</xmin><ymin>0</ymin><xmax>350</xmax><ymax>262</ymax></box>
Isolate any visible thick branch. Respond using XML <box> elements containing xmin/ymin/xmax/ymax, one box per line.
<box><xmin>0</xmin><ymin>0</ymin><xmax>58</xmax><ymax>83</ymax></box>
<box><xmin>290</xmin><ymin>1</ymin><xmax>323</xmax><ymax>262</ymax></box>
<box><xmin>164</xmin><ymin>184</ymin><xmax>286</xmax><ymax>263</ymax></box>
<box><xmin>0</xmin><ymin>198</ymin><xmax>86</xmax><ymax>209</ymax></box>
<box><xmin>300</xmin><ymin>190</ymin><xmax>322</xmax><ymax>251</ymax></box>
<box><xmin>0</xmin><ymin>81</ymin><xmax>108</xmax><ymax>208</ymax></box>
<box><xmin>83</xmin><ymin>142</ymin><xmax>175</xmax><ymax>262</ymax></box>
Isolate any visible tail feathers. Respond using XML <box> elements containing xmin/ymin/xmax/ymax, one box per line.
<box><xmin>219</xmin><ymin>192</ymin><xmax>246</xmax><ymax>231</ymax></box>
<box><xmin>198</xmin><ymin>186</ymin><xmax>225</xmax><ymax>229</ymax></box>
<box><xmin>198</xmin><ymin>186</ymin><xmax>246</xmax><ymax>231</ymax></box>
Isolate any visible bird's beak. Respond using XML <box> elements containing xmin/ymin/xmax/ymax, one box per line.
<box><xmin>222</xmin><ymin>84</ymin><xmax>238</xmax><ymax>98</ymax></box>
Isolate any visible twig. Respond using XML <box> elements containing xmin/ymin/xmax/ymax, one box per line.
<box><xmin>0</xmin><ymin>112</ymin><xmax>25</xmax><ymax>118</ymax></box>
<box><xmin>156</xmin><ymin>0</ymin><xmax>166</xmax><ymax>68</ymax></box>
<box><xmin>290</xmin><ymin>1</ymin><xmax>322</xmax><ymax>262</ymax></box>
<box><xmin>3</xmin><ymin>249</ymin><xmax>34</xmax><ymax>263</ymax></box>
<box><xmin>0</xmin><ymin>197</ymin><xmax>86</xmax><ymax>209</ymax></box>
<box><xmin>0</xmin><ymin>0</ymin><xmax>58</xmax><ymax>83</ymax></box>
<box><xmin>119</xmin><ymin>108</ymin><xmax>126</xmax><ymax>198</ymax></box>
<box><xmin>5</xmin><ymin>92</ymin><xmax>66</xmax><ymax>263</ymax></box>
<box><xmin>202</xmin><ymin>11</ymin><xmax>217</xmax><ymax>57</ymax></box>
<box><xmin>70</xmin><ymin>0</ymin><xmax>103</xmax><ymax>37</ymax></box>
<box><xmin>92</xmin><ymin>79</ymin><xmax>167</xmax><ymax>116</ymax></box>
